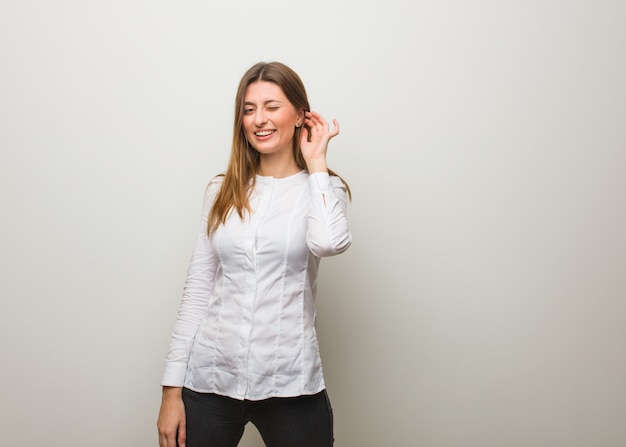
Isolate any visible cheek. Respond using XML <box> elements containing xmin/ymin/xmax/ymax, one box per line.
<box><xmin>242</xmin><ymin>117</ymin><xmax>255</xmax><ymax>134</ymax></box>
<box><xmin>284</xmin><ymin>128</ymin><xmax>296</xmax><ymax>141</ymax></box>
<box><xmin>280</xmin><ymin>116</ymin><xmax>297</xmax><ymax>137</ymax></box>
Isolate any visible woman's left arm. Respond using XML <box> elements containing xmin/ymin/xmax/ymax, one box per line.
<box><xmin>307</xmin><ymin>172</ymin><xmax>352</xmax><ymax>257</ymax></box>
<box><xmin>301</xmin><ymin>111</ymin><xmax>351</xmax><ymax>256</ymax></box>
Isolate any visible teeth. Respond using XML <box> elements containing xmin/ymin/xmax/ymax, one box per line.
<box><xmin>255</xmin><ymin>130</ymin><xmax>274</xmax><ymax>136</ymax></box>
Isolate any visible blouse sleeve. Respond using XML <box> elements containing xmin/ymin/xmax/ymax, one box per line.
<box><xmin>161</xmin><ymin>178</ymin><xmax>222</xmax><ymax>387</ymax></box>
<box><xmin>306</xmin><ymin>172</ymin><xmax>352</xmax><ymax>257</ymax></box>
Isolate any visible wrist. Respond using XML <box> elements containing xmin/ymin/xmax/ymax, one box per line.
<box><xmin>162</xmin><ymin>386</ymin><xmax>183</xmax><ymax>400</ymax></box>
<box><xmin>305</xmin><ymin>158</ymin><xmax>328</xmax><ymax>174</ymax></box>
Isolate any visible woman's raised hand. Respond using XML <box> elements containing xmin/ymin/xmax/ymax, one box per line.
<box><xmin>300</xmin><ymin>111</ymin><xmax>339</xmax><ymax>173</ymax></box>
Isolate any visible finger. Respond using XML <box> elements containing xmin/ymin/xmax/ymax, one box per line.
<box><xmin>329</xmin><ymin>118</ymin><xmax>339</xmax><ymax>138</ymax></box>
<box><xmin>177</xmin><ymin>417</ymin><xmax>187</xmax><ymax>447</ymax></box>
<box><xmin>306</xmin><ymin>111</ymin><xmax>327</xmax><ymax>128</ymax></box>
<box><xmin>157</xmin><ymin>427</ymin><xmax>171</xmax><ymax>447</ymax></box>
<box><xmin>305</xmin><ymin>121</ymin><xmax>328</xmax><ymax>141</ymax></box>
<box><xmin>311</xmin><ymin>112</ymin><xmax>336</xmax><ymax>136</ymax></box>
<box><xmin>158</xmin><ymin>432</ymin><xmax>175</xmax><ymax>447</ymax></box>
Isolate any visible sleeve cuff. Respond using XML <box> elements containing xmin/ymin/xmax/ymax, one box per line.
<box><xmin>308</xmin><ymin>172</ymin><xmax>332</xmax><ymax>190</ymax></box>
<box><xmin>160</xmin><ymin>363</ymin><xmax>188</xmax><ymax>387</ymax></box>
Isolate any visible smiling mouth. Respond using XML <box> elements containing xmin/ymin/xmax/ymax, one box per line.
<box><xmin>254</xmin><ymin>130</ymin><xmax>275</xmax><ymax>137</ymax></box>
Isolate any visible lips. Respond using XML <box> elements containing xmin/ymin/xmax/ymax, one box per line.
<box><xmin>254</xmin><ymin>130</ymin><xmax>276</xmax><ymax>137</ymax></box>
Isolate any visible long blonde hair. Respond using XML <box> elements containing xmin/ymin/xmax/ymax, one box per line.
<box><xmin>208</xmin><ymin>61</ymin><xmax>350</xmax><ymax>234</ymax></box>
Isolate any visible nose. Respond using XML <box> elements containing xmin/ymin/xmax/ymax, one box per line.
<box><xmin>254</xmin><ymin>109</ymin><xmax>267</xmax><ymax>126</ymax></box>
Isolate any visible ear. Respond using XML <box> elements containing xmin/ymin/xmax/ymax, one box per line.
<box><xmin>295</xmin><ymin>109</ymin><xmax>305</xmax><ymax>127</ymax></box>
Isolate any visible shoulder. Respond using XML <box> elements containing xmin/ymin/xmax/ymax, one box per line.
<box><xmin>208</xmin><ymin>173</ymin><xmax>225</xmax><ymax>188</ymax></box>
<box><xmin>201</xmin><ymin>174</ymin><xmax>225</xmax><ymax>211</ymax></box>
<box><xmin>205</xmin><ymin>174</ymin><xmax>225</xmax><ymax>194</ymax></box>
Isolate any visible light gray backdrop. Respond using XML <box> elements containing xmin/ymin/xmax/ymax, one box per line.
<box><xmin>1</xmin><ymin>1</ymin><xmax>625</xmax><ymax>446</ymax></box>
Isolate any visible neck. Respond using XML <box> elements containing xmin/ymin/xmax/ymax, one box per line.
<box><xmin>258</xmin><ymin>153</ymin><xmax>300</xmax><ymax>178</ymax></box>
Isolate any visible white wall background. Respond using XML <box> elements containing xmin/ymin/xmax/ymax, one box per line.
<box><xmin>1</xmin><ymin>1</ymin><xmax>625</xmax><ymax>446</ymax></box>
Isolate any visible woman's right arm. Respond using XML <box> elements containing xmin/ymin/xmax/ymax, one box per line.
<box><xmin>157</xmin><ymin>179</ymin><xmax>223</xmax><ymax>446</ymax></box>
<box><xmin>161</xmin><ymin>178</ymin><xmax>222</xmax><ymax>385</ymax></box>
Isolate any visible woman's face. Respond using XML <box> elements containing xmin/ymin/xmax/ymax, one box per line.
<box><xmin>242</xmin><ymin>81</ymin><xmax>303</xmax><ymax>157</ymax></box>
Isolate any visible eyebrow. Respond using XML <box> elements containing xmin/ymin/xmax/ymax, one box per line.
<box><xmin>243</xmin><ymin>100</ymin><xmax>283</xmax><ymax>106</ymax></box>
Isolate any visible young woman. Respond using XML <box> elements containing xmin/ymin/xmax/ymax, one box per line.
<box><xmin>157</xmin><ymin>61</ymin><xmax>352</xmax><ymax>447</ymax></box>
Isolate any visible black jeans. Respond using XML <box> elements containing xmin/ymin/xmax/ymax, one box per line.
<box><xmin>182</xmin><ymin>388</ymin><xmax>334</xmax><ymax>447</ymax></box>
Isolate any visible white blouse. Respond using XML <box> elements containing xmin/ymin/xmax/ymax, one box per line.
<box><xmin>161</xmin><ymin>170</ymin><xmax>351</xmax><ymax>401</ymax></box>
